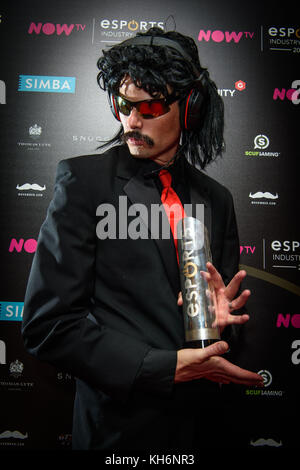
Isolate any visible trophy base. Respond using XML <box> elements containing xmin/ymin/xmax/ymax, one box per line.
<box><xmin>185</xmin><ymin>327</ymin><xmax>220</xmax><ymax>344</ymax></box>
<box><xmin>184</xmin><ymin>338</ymin><xmax>219</xmax><ymax>349</ymax></box>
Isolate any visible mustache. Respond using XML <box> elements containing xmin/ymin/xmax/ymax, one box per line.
<box><xmin>16</xmin><ymin>183</ymin><xmax>46</xmax><ymax>191</ymax></box>
<box><xmin>122</xmin><ymin>131</ymin><xmax>154</xmax><ymax>147</ymax></box>
<box><xmin>0</xmin><ymin>430</ymin><xmax>28</xmax><ymax>440</ymax></box>
<box><xmin>250</xmin><ymin>438</ymin><xmax>282</xmax><ymax>447</ymax></box>
<box><xmin>249</xmin><ymin>191</ymin><xmax>278</xmax><ymax>199</ymax></box>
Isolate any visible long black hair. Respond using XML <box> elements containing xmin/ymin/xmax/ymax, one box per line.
<box><xmin>97</xmin><ymin>27</ymin><xmax>224</xmax><ymax>169</ymax></box>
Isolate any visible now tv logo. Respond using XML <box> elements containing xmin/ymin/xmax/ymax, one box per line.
<box><xmin>240</xmin><ymin>245</ymin><xmax>256</xmax><ymax>254</ymax></box>
<box><xmin>28</xmin><ymin>22</ymin><xmax>86</xmax><ymax>36</ymax></box>
<box><xmin>273</xmin><ymin>80</ymin><xmax>300</xmax><ymax>104</ymax></box>
<box><xmin>276</xmin><ymin>314</ymin><xmax>300</xmax><ymax>328</ymax></box>
<box><xmin>198</xmin><ymin>29</ymin><xmax>254</xmax><ymax>43</ymax></box>
<box><xmin>9</xmin><ymin>238</ymin><xmax>37</xmax><ymax>253</ymax></box>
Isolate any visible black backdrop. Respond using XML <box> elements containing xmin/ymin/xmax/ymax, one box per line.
<box><xmin>0</xmin><ymin>0</ymin><xmax>299</xmax><ymax>451</ymax></box>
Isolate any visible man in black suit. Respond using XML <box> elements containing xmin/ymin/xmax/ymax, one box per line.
<box><xmin>22</xmin><ymin>28</ymin><xmax>263</xmax><ymax>450</ymax></box>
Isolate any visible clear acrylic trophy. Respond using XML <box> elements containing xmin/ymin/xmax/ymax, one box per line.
<box><xmin>177</xmin><ymin>217</ymin><xmax>220</xmax><ymax>348</ymax></box>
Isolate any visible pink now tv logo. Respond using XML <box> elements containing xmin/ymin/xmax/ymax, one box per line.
<box><xmin>276</xmin><ymin>314</ymin><xmax>300</xmax><ymax>328</ymax></box>
<box><xmin>9</xmin><ymin>238</ymin><xmax>37</xmax><ymax>253</ymax></box>
<box><xmin>198</xmin><ymin>30</ymin><xmax>254</xmax><ymax>43</ymax></box>
<box><xmin>28</xmin><ymin>22</ymin><xmax>86</xmax><ymax>36</ymax></box>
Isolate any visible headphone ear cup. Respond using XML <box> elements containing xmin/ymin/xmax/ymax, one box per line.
<box><xmin>108</xmin><ymin>92</ymin><xmax>121</xmax><ymax>121</ymax></box>
<box><xmin>180</xmin><ymin>88</ymin><xmax>206</xmax><ymax>131</ymax></box>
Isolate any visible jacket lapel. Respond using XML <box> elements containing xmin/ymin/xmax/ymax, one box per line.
<box><xmin>114</xmin><ymin>147</ymin><xmax>213</xmax><ymax>298</ymax></box>
<box><xmin>122</xmin><ymin>166</ymin><xmax>180</xmax><ymax>298</ymax></box>
<box><xmin>118</xmin><ymin>148</ymin><xmax>180</xmax><ymax>298</ymax></box>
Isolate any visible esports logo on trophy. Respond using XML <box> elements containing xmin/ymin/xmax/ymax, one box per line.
<box><xmin>177</xmin><ymin>217</ymin><xmax>220</xmax><ymax>348</ymax></box>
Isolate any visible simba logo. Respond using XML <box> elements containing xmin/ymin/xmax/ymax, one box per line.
<box><xmin>198</xmin><ymin>29</ymin><xmax>254</xmax><ymax>43</ymax></box>
<box><xmin>18</xmin><ymin>75</ymin><xmax>76</xmax><ymax>93</ymax></box>
<box><xmin>0</xmin><ymin>301</ymin><xmax>24</xmax><ymax>322</ymax></box>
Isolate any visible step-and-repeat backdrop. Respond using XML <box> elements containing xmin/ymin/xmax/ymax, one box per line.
<box><xmin>0</xmin><ymin>0</ymin><xmax>299</xmax><ymax>450</ymax></box>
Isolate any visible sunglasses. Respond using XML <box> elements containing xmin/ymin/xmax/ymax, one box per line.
<box><xmin>114</xmin><ymin>94</ymin><xmax>177</xmax><ymax>119</ymax></box>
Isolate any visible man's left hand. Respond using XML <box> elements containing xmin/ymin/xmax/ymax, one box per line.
<box><xmin>177</xmin><ymin>262</ymin><xmax>250</xmax><ymax>332</ymax></box>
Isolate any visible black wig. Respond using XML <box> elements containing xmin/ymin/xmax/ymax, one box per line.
<box><xmin>97</xmin><ymin>27</ymin><xmax>224</xmax><ymax>169</ymax></box>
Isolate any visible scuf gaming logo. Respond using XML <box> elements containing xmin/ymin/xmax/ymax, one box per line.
<box><xmin>254</xmin><ymin>135</ymin><xmax>269</xmax><ymax>150</ymax></box>
<box><xmin>257</xmin><ymin>369</ymin><xmax>272</xmax><ymax>387</ymax></box>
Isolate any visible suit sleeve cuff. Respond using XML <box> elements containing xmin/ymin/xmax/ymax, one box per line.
<box><xmin>134</xmin><ymin>348</ymin><xmax>177</xmax><ymax>397</ymax></box>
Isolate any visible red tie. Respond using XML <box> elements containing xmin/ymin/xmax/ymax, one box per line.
<box><xmin>159</xmin><ymin>169</ymin><xmax>186</xmax><ymax>263</ymax></box>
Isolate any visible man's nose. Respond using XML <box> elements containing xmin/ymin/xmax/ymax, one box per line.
<box><xmin>127</xmin><ymin>107</ymin><xmax>143</xmax><ymax>129</ymax></box>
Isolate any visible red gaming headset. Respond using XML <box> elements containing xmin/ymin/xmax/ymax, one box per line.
<box><xmin>107</xmin><ymin>35</ymin><xmax>207</xmax><ymax>131</ymax></box>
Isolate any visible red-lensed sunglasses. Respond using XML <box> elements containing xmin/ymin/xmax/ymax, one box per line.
<box><xmin>114</xmin><ymin>94</ymin><xmax>178</xmax><ymax>119</ymax></box>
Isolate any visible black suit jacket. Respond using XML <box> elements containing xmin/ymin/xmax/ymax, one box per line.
<box><xmin>22</xmin><ymin>145</ymin><xmax>240</xmax><ymax>450</ymax></box>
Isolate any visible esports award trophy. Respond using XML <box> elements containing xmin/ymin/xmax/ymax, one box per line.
<box><xmin>177</xmin><ymin>216</ymin><xmax>220</xmax><ymax>348</ymax></box>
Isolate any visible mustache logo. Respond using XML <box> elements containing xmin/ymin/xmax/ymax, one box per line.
<box><xmin>16</xmin><ymin>183</ymin><xmax>46</xmax><ymax>191</ymax></box>
<box><xmin>0</xmin><ymin>430</ymin><xmax>28</xmax><ymax>440</ymax></box>
<box><xmin>122</xmin><ymin>131</ymin><xmax>154</xmax><ymax>147</ymax></box>
<box><xmin>249</xmin><ymin>191</ymin><xmax>278</xmax><ymax>199</ymax></box>
<box><xmin>250</xmin><ymin>438</ymin><xmax>282</xmax><ymax>447</ymax></box>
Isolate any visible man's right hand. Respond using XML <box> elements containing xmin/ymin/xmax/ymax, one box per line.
<box><xmin>175</xmin><ymin>341</ymin><xmax>264</xmax><ymax>387</ymax></box>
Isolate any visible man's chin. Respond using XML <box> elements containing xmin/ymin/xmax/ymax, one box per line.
<box><xmin>127</xmin><ymin>145</ymin><xmax>152</xmax><ymax>159</ymax></box>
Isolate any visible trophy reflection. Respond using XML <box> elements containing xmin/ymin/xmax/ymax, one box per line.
<box><xmin>177</xmin><ymin>217</ymin><xmax>220</xmax><ymax>348</ymax></box>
